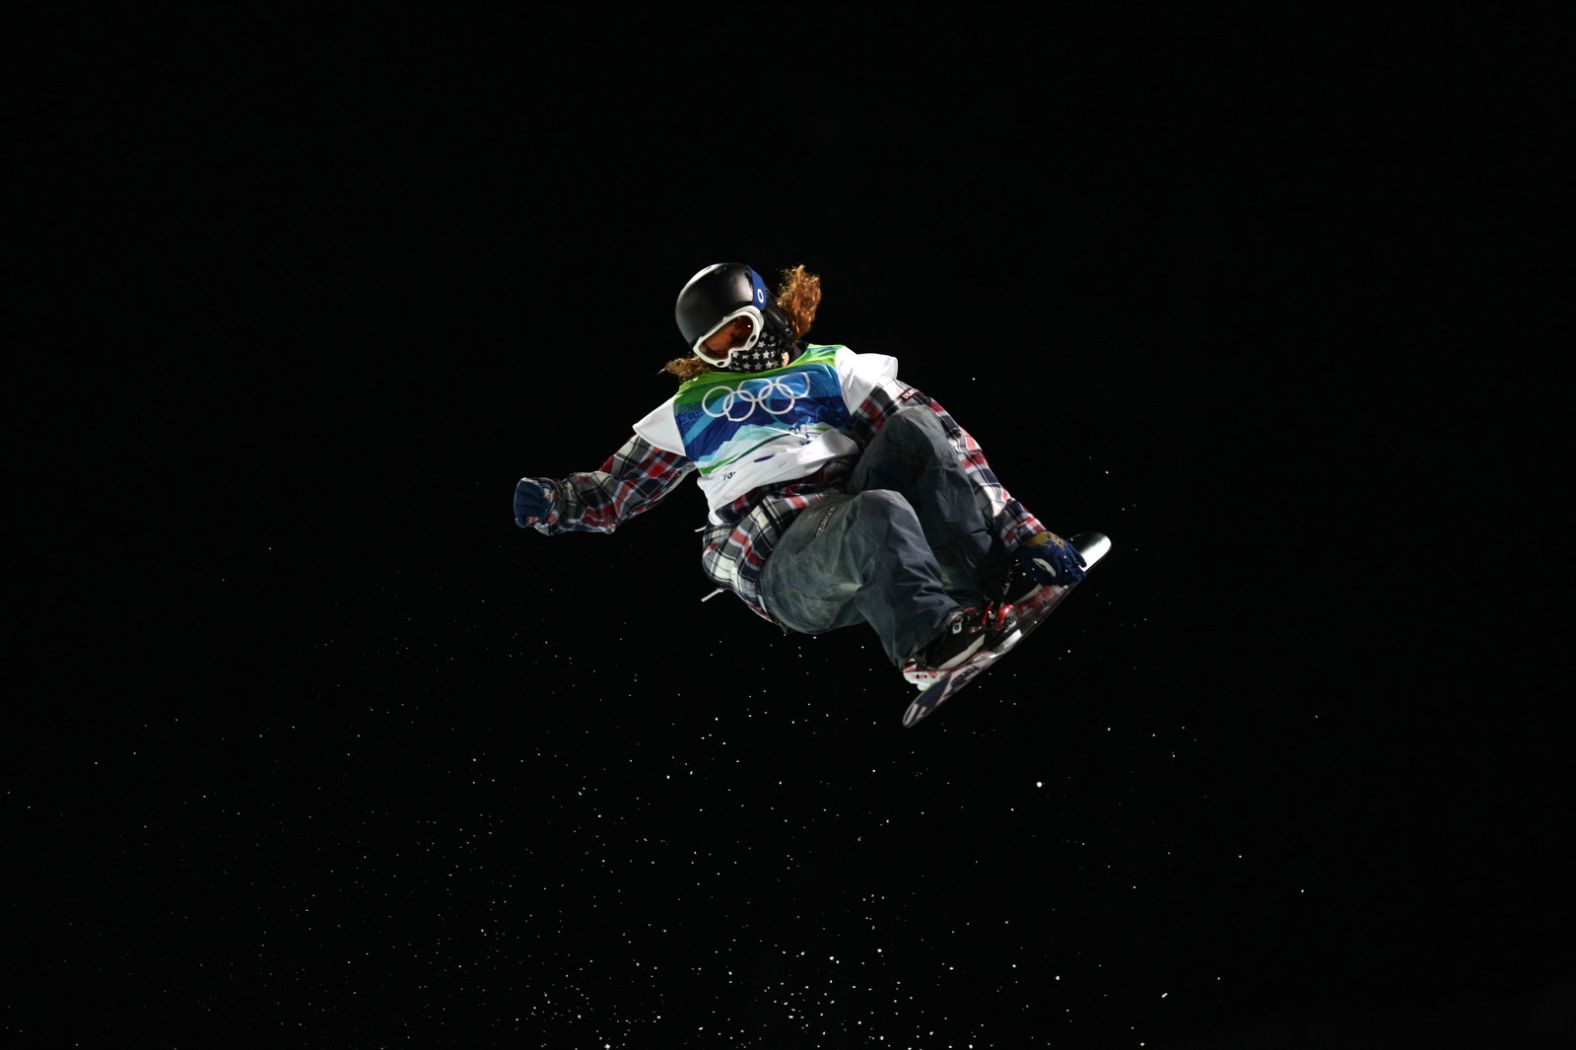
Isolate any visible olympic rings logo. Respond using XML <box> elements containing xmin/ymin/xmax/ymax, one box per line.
<box><xmin>700</xmin><ymin>374</ymin><xmax>814</xmax><ymax>422</ymax></box>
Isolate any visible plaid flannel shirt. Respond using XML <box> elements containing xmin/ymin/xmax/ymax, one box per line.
<box><xmin>527</xmin><ymin>378</ymin><xmax>1045</xmax><ymax>623</ymax></box>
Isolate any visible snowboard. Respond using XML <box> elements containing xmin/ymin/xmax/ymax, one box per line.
<box><xmin>902</xmin><ymin>532</ymin><xmax>1111</xmax><ymax>729</ymax></box>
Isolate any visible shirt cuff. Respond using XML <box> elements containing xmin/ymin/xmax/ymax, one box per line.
<box><xmin>998</xmin><ymin>500</ymin><xmax>1046</xmax><ymax>550</ymax></box>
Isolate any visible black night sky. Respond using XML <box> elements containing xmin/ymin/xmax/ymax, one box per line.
<box><xmin>11</xmin><ymin>10</ymin><xmax>1568</xmax><ymax>1049</ymax></box>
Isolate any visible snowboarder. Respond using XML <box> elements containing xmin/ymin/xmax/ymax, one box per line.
<box><xmin>513</xmin><ymin>262</ymin><xmax>1087</xmax><ymax>688</ymax></box>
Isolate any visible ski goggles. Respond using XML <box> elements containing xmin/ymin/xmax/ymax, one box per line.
<box><xmin>692</xmin><ymin>306</ymin><xmax>764</xmax><ymax>367</ymax></box>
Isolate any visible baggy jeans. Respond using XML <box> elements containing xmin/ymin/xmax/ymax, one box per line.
<box><xmin>758</xmin><ymin>407</ymin><xmax>1010</xmax><ymax>666</ymax></box>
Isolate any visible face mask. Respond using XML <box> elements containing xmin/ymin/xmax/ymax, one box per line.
<box><xmin>720</xmin><ymin>313</ymin><xmax>798</xmax><ymax>372</ymax></box>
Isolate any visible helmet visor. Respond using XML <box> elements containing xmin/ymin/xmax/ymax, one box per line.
<box><xmin>692</xmin><ymin>307</ymin><xmax>763</xmax><ymax>367</ymax></box>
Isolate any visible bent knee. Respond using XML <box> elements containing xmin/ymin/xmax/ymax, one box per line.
<box><xmin>847</xmin><ymin>488</ymin><xmax>917</xmax><ymax>524</ymax></box>
<box><xmin>888</xmin><ymin>406</ymin><xmax>944</xmax><ymax>437</ymax></box>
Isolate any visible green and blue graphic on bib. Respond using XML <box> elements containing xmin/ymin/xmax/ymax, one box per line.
<box><xmin>674</xmin><ymin>345</ymin><xmax>852</xmax><ymax>476</ymax></box>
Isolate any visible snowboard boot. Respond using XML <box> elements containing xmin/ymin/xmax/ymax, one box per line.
<box><xmin>901</xmin><ymin>602</ymin><xmax>1019</xmax><ymax>690</ymax></box>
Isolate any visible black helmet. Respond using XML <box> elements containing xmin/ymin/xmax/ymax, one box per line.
<box><xmin>675</xmin><ymin>263</ymin><xmax>773</xmax><ymax>368</ymax></box>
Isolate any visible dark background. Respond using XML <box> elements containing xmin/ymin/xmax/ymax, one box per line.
<box><xmin>10</xmin><ymin>9</ymin><xmax>1568</xmax><ymax>1048</ymax></box>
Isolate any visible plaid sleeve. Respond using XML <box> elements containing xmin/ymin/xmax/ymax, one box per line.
<box><xmin>528</xmin><ymin>434</ymin><xmax>694</xmax><ymax>535</ymax></box>
<box><xmin>848</xmin><ymin>377</ymin><xmax>1046</xmax><ymax>550</ymax></box>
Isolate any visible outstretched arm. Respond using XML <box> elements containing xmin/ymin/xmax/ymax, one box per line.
<box><xmin>515</xmin><ymin>434</ymin><xmax>694</xmax><ymax>535</ymax></box>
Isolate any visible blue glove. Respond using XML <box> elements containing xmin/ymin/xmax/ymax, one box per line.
<box><xmin>1014</xmin><ymin>531</ymin><xmax>1086</xmax><ymax>587</ymax></box>
<box><xmin>514</xmin><ymin>478</ymin><xmax>557</xmax><ymax>528</ymax></box>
